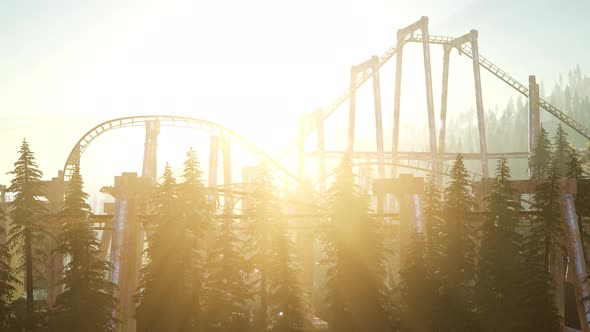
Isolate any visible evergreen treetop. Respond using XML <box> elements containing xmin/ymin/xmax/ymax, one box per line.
<box><xmin>6</xmin><ymin>139</ymin><xmax>47</xmax><ymax>331</ymax></box>
<box><xmin>475</xmin><ymin>157</ymin><xmax>524</xmax><ymax>331</ymax></box>
<box><xmin>51</xmin><ymin>166</ymin><xmax>117</xmax><ymax>332</ymax></box>
<box><xmin>529</xmin><ymin>126</ymin><xmax>552</xmax><ymax>180</ymax></box>
<box><xmin>552</xmin><ymin>124</ymin><xmax>570</xmax><ymax>177</ymax></box>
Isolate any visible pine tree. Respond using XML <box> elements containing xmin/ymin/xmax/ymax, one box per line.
<box><xmin>552</xmin><ymin>124</ymin><xmax>570</xmax><ymax>177</ymax></box>
<box><xmin>177</xmin><ymin>149</ymin><xmax>212</xmax><ymax>331</ymax></box>
<box><xmin>0</xmin><ymin>204</ymin><xmax>18</xmax><ymax>330</ymax></box>
<box><xmin>137</xmin><ymin>163</ymin><xmax>193</xmax><ymax>331</ymax></box>
<box><xmin>245</xmin><ymin>164</ymin><xmax>280</xmax><ymax>331</ymax></box>
<box><xmin>529</xmin><ymin>126</ymin><xmax>552</xmax><ymax>180</ymax></box>
<box><xmin>438</xmin><ymin>154</ymin><xmax>478</xmax><ymax>331</ymax></box>
<box><xmin>399</xmin><ymin>231</ymin><xmax>440</xmax><ymax>332</ymax></box>
<box><xmin>49</xmin><ymin>166</ymin><xmax>117</xmax><ymax>331</ymax></box>
<box><xmin>322</xmin><ymin>157</ymin><xmax>389</xmax><ymax>332</ymax></box>
<box><xmin>521</xmin><ymin>160</ymin><xmax>561</xmax><ymax>331</ymax></box>
<box><xmin>7</xmin><ymin>139</ymin><xmax>47</xmax><ymax>331</ymax></box>
<box><xmin>204</xmin><ymin>211</ymin><xmax>251</xmax><ymax>332</ymax></box>
<box><xmin>533</xmin><ymin>158</ymin><xmax>564</xmax><ymax>272</ymax></box>
<box><xmin>474</xmin><ymin>157</ymin><xmax>524</xmax><ymax>331</ymax></box>
<box><xmin>398</xmin><ymin>173</ymin><xmax>443</xmax><ymax>331</ymax></box>
<box><xmin>269</xmin><ymin>205</ymin><xmax>309</xmax><ymax>332</ymax></box>
<box><xmin>423</xmin><ymin>172</ymin><xmax>444</xmax><ymax>268</ymax></box>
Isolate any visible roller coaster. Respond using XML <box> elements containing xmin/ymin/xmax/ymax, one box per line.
<box><xmin>33</xmin><ymin>16</ymin><xmax>590</xmax><ymax>332</ymax></box>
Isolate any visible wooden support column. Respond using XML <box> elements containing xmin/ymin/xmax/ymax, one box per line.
<box><xmin>392</xmin><ymin>29</ymin><xmax>404</xmax><ymax>178</ymax></box>
<box><xmin>469</xmin><ymin>30</ymin><xmax>489</xmax><ymax>179</ymax></box>
<box><xmin>222</xmin><ymin>136</ymin><xmax>232</xmax><ymax>210</ymax></box>
<box><xmin>316</xmin><ymin>109</ymin><xmax>327</xmax><ymax>193</ymax></box>
<box><xmin>371</xmin><ymin>56</ymin><xmax>385</xmax><ymax>180</ymax></box>
<box><xmin>562</xmin><ymin>194</ymin><xmax>590</xmax><ymax>331</ymax></box>
<box><xmin>110</xmin><ymin>173</ymin><xmax>150</xmax><ymax>332</ymax></box>
<box><xmin>420</xmin><ymin>16</ymin><xmax>438</xmax><ymax>174</ymax></box>
<box><xmin>438</xmin><ymin>45</ymin><xmax>452</xmax><ymax>185</ymax></box>
<box><xmin>297</xmin><ymin>114</ymin><xmax>306</xmax><ymax>178</ymax></box>
<box><xmin>348</xmin><ymin>67</ymin><xmax>358</xmax><ymax>154</ymax></box>
<box><xmin>141</xmin><ymin>120</ymin><xmax>160</xmax><ymax>183</ymax></box>
<box><xmin>209</xmin><ymin>135</ymin><xmax>219</xmax><ymax>203</ymax></box>
<box><xmin>528</xmin><ymin>75</ymin><xmax>541</xmax><ymax>154</ymax></box>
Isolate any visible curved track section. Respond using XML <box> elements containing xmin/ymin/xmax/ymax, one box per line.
<box><xmin>62</xmin><ymin>115</ymin><xmax>300</xmax><ymax>183</ymax></box>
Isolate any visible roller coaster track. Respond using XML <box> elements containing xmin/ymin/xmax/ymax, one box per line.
<box><xmin>275</xmin><ymin>33</ymin><xmax>590</xmax><ymax>162</ymax></box>
<box><xmin>61</xmin><ymin>115</ymin><xmax>301</xmax><ymax>184</ymax></box>
<box><xmin>408</xmin><ymin>34</ymin><xmax>590</xmax><ymax>140</ymax></box>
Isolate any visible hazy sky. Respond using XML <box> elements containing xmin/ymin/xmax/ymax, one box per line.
<box><xmin>1</xmin><ymin>0</ymin><xmax>589</xmax><ymax>200</ymax></box>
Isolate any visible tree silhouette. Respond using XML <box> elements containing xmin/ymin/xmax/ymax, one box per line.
<box><xmin>136</xmin><ymin>164</ymin><xmax>192</xmax><ymax>331</ymax></box>
<box><xmin>322</xmin><ymin>157</ymin><xmax>389</xmax><ymax>332</ymax></box>
<box><xmin>529</xmin><ymin>127</ymin><xmax>552</xmax><ymax>180</ymax></box>
<box><xmin>552</xmin><ymin>124</ymin><xmax>570</xmax><ymax>177</ymax></box>
<box><xmin>204</xmin><ymin>210</ymin><xmax>251</xmax><ymax>332</ymax></box>
<box><xmin>521</xmin><ymin>158</ymin><xmax>561</xmax><ymax>331</ymax></box>
<box><xmin>438</xmin><ymin>154</ymin><xmax>478</xmax><ymax>331</ymax></box>
<box><xmin>178</xmin><ymin>148</ymin><xmax>212</xmax><ymax>331</ymax></box>
<box><xmin>7</xmin><ymin>139</ymin><xmax>47</xmax><ymax>331</ymax></box>
<box><xmin>0</xmin><ymin>203</ymin><xmax>18</xmax><ymax>330</ymax></box>
<box><xmin>49</xmin><ymin>166</ymin><xmax>117</xmax><ymax>331</ymax></box>
<box><xmin>244</xmin><ymin>164</ymin><xmax>279</xmax><ymax>331</ymax></box>
<box><xmin>474</xmin><ymin>157</ymin><xmax>524</xmax><ymax>331</ymax></box>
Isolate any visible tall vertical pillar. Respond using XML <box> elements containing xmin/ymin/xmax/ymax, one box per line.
<box><xmin>438</xmin><ymin>45</ymin><xmax>452</xmax><ymax>185</ymax></box>
<box><xmin>371</xmin><ymin>56</ymin><xmax>385</xmax><ymax>180</ymax></box>
<box><xmin>420</xmin><ymin>16</ymin><xmax>438</xmax><ymax>174</ymax></box>
<box><xmin>562</xmin><ymin>194</ymin><xmax>590</xmax><ymax>331</ymax></box>
<box><xmin>316</xmin><ymin>109</ymin><xmax>327</xmax><ymax>193</ymax></box>
<box><xmin>298</xmin><ymin>114</ymin><xmax>306</xmax><ymax>178</ymax></box>
<box><xmin>142</xmin><ymin>120</ymin><xmax>160</xmax><ymax>183</ymax></box>
<box><xmin>209</xmin><ymin>135</ymin><xmax>220</xmax><ymax>203</ymax></box>
<box><xmin>110</xmin><ymin>173</ymin><xmax>150</xmax><ymax>332</ymax></box>
<box><xmin>222</xmin><ymin>136</ymin><xmax>232</xmax><ymax>210</ymax></box>
<box><xmin>470</xmin><ymin>30</ymin><xmax>489</xmax><ymax>179</ymax></box>
<box><xmin>392</xmin><ymin>29</ymin><xmax>405</xmax><ymax>178</ymax></box>
<box><xmin>348</xmin><ymin>68</ymin><xmax>357</xmax><ymax>154</ymax></box>
<box><xmin>528</xmin><ymin>75</ymin><xmax>541</xmax><ymax>154</ymax></box>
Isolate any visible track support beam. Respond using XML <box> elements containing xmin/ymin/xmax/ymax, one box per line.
<box><xmin>392</xmin><ymin>30</ymin><xmax>405</xmax><ymax>178</ymax></box>
<box><xmin>142</xmin><ymin>120</ymin><xmax>160</xmax><ymax>183</ymax></box>
<box><xmin>316</xmin><ymin>109</ymin><xmax>327</xmax><ymax>193</ymax></box>
<box><xmin>469</xmin><ymin>30</ymin><xmax>489</xmax><ymax>179</ymax></box>
<box><xmin>209</xmin><ymin>135</ymin><xmax>220</xmax><ymax>203</ymax></box>
<box><xmin>528</xmin><ymin>75</ymin><xmax>541</xmax><ymax>155</ymax></box>
<box><xmin>420</xmin><ymin>16</ymin><xmax>439</xmax><ymax>175</ymax></box>
<box><xmin>438</xmin><ymin>45</ymin><xmax>452</xmax><ymax>185</ymax></box>
<box><xmin>561</xmin><ymin>194</ymin><xmax>590</xmax><ymax>331</ymax></box>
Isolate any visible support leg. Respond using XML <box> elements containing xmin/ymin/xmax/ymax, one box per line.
<box><xmin>470</xmin><ymin>30</ymin><xmax>489</xmax><ymax>179</ymax></box>
<box><xmin>562</xmin><ymin>194</ymin><xmax>590</xmax><ymax>331</ymax></box>
<box><xmin>348</xmin><ymin>68</ymin><xmax>357</xmax><ymax>154</ymax></box>
<box><xmin>420</xmin><ymin>16</ymin><xmax>439</xmax><ymax>174</ymax></box>
<box><xmin>439</xmin><ymin>45</ymin><xmax>451</xmax><ymax>185</ymax></box>
<box><xmin>372</xmin><ymin>56</ymin><xmax>385</xmax><ymax>180</ymax></box>
<box><xmin>392</xmin><ymin>31</ymin><xmax>404</xmax><ymax>178</ymax></box>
